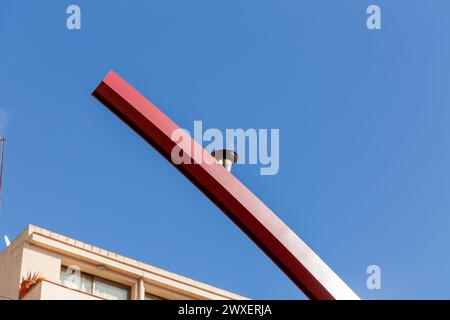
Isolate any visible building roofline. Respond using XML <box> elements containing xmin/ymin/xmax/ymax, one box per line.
<box><xmin>2</xmin><ymin>224</ymin><xmax>247</xmax><ymax>300</ymax></box>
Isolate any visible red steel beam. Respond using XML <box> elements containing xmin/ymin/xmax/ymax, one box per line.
<box><xmin>92</xmin><ymin>71</ymin><xmax>360</xmax><ymax>300</ymax></box>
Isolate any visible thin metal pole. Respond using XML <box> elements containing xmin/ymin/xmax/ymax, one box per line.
<box><xmin>0</xmin><ymin>138</ymin><xmax>5</xmax><ymax>202</ymax></box>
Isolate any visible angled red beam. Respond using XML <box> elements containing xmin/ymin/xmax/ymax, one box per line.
<box><xmin>92</xmin><ymin>71</ymin><xmax>359</xmax><ymax>300</ymax></box>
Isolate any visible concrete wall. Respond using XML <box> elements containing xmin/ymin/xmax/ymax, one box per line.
<box><xmin>0</xmin><ymin>243</ymin><xmax>22</xmax><ymax>300</ymax></box>
<box><xmin>0</xmin><ymin>227</ymin><xmax>30</xmax><ymax>300</ymax></box>
<box><xmin>23</xmin><ymin>280</ymin><xmax>102</xmax><ymax>300</ymax></box>
<box><xmin>20</xmin><ymin>243</ymin><xmax>62</xmax><ymax>284</ymax></box>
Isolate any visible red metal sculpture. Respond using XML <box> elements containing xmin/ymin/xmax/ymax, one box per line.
<box><xmin>92</xmin><ymin>71</ymin><xmax>359</xmax><ymax>300</ymax></box>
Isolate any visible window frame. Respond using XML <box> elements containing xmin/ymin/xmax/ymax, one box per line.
<box><xmin>60</xmin><ymin>265</ymin><xmax>131</xmax><ymax>300</ymax></box>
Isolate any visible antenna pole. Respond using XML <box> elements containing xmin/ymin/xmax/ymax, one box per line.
<box><xmin>0</xmin><ymin>138</ymin><xmax>5</xmax><ymax>200</ymax></box>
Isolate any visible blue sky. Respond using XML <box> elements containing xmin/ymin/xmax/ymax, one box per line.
<box><xmin>1</xmin><ymin>0</ymin><xmax>450</xmax><ymax>299</ymax></box>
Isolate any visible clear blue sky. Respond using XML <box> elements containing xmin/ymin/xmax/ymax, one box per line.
<box><xmin>1</xmin><ymin>0</ymin><xmax>450</xmax><ymax>299</ymax></box>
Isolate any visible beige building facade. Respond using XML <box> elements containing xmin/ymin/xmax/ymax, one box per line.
<box><xmin>0</xmin><ymin>225</ymin><xmax>246</xmax><ymax>300</ymax></box>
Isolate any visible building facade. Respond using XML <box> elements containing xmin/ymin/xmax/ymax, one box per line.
<box><xmin>0</xmin><ymin>225</ymin><xmax>246</xmax><ymax>300</ymax></box>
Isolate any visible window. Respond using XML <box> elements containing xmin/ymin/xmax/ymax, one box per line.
<box><xmin>94</xmin><ymin>277</ymin><xmax>130</xmax><ymax>300</ymax></box>
<box><xmin>60</xmin><ymin>266</ymin><xmax>94</xmax><ymax>293</ymax></box>
<box><xmin>60</xmin><ymin>266</ymin><xmax>130</xmax><ymax>300</ymax></box>
<box><xmin>145</xmin><ymin>292</ymin><xmax>165</xmax><ymax>300</ymax></box>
